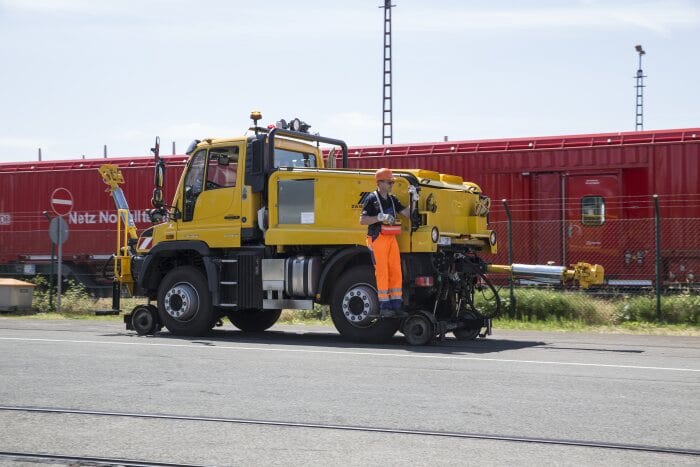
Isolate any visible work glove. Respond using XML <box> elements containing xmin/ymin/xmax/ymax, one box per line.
<box><xmin>408</xmin><ymin>185</ymin><xmax>419</xmax><ymax>199</ymax></box>
<box><xmin>377</xmin><ymin>213</ymin><xmax>394</xmax><ymax>224</ymax></box>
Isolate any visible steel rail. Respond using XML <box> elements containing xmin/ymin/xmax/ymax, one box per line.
<box><xmin>0</xmin><ymin>451</ymin><xmax>205</xmax><ymax>467</ymax></box>
<box><xmin>1</xmin><ymin>405</ymin><xmax>698</xmax><ymax>457</ymax></box>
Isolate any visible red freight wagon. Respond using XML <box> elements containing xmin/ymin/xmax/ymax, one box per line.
<box><xmin>0</xmin><ymin>155</ymin><xmax>187</xmax><ymax>293</ymax></box>
<box><xmin>342</xmin><ymin>128</ymin><xmax>700</xmax><ymax>287</ymax></box>
<box><xmin>1</xmin><ymin>128</ymin><xmax>698</xmax><ymax>292</ymax></box>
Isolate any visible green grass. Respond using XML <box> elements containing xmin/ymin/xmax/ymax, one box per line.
<box><xmin>477</xmin><ymin>287</ymin><xmax>700</xmax><ymax>326</ymax></box>
<box><xmin>4</xmin><ymin>279</ymin><xmax>698</xmax><ymax>336</ymax></box>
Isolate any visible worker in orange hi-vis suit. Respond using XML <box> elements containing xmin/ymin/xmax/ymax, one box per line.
<box><xmin>360</xmin><ymin>168</ymin><xmax>413</xmax><ymax>318</ymax></box>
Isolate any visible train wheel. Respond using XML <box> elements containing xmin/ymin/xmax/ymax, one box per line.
<box><xmin>330</xmin><ymin>266</ymin><xmax>400</xmax><ymax>343</ymax></box>
<box><xmin>402</xmin><ymin>313</ymin><xmax>434</xmax><ymax>346</ymax></box>
<box><xmin>131</xmin><ymin>304</ymin><xmax>160</xmax><ymax>335</ymax></box>
<box><xmin>227</xmin><ymin>309</ymin><xmax>282</xmax><ymax>332</ymax></box>
<box><xmin>453</xmin><ymin>313</ymin><xmax>481</xmax><ymax>341</ymax></box>
<box><xmin>157</xmin><ymin>266</ymin><xmax>215</xmax><ymax>336</ymax></box>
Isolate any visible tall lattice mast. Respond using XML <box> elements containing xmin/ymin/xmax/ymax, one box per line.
<box><xmin>635</xmin><ymin>45</ymin><xmax>646</xmax><ymax>131</ymax></box>
<box><xmin>380</xmin><ymin>1</ymin><xmax>395</xmax><ymax>144</ymax></box>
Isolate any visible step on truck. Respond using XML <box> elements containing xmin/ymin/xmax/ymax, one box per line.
<box><xmin>99</xmin><ymin>112</ymin><xmax>604</xmax><ymax>345</ymax></box>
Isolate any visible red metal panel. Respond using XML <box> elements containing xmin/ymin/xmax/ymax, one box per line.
<box><xmin>565</xmin><ymin>174</ymin><xmax>622</xmax><ymax>276</ymax></box>
<box><xmin>533</xmin><ymin>173</ymin><xmax>563</xmax><ymax>265</ymax></box>
<box><xmin>341</xmin><ymin>127</ymin><xmax>699</xmax><ymax>282</ymax></box>
<box><xmin>0</xmin><ymin>156</ymin><xmax>186</xmax><ymax>265</ymax></box>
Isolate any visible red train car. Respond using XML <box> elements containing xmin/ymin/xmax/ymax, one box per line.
<box><xmin>0</xmin><ymin>155</ymin><xmax>187</xmax><ymax>294</ymax></box>
<box><xmin>343</xmin><ymin>128</ymin><xmax>700</xmax><ymax>287</ymax></box>
<box><xmin>1</xmin><ymin>127</ymin><xmax>698</xmax><ymax>292</ymax></box>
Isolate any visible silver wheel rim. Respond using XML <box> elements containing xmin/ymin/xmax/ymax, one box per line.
<box><xmin>164</xmin><ymin>282</ymin><xmax>200</xmax><ymax>321</ymax></box>
<box><xmin>341</xmin><ymin>284</ymin><xmax>377</xmax><ymax>328</ymax></box>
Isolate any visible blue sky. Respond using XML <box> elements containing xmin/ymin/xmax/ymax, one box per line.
<box><xmin>0</xmin><ymin>0</ymin><xmax>699</xmax><ymax>162</ymax></box>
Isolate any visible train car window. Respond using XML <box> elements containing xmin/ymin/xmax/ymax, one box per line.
<box><xmin>274</xmin><ymin>149</ymin><xmax>316</xmax><ymax>168</ymax></box>
<box><xmin>206</xmin><ymin>147</ymin><xmax>239</xmax><ymax>190</ymax></box>
<box><xmin>581</xmin><ymin>196</ymin><xmax>605</xmax><ymax>226</ymax></box>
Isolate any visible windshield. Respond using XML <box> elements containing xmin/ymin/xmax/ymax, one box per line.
<box><xmin>274</xmin><ymin>149</ymin><xmax>316</xmax><ymax>168</ymax></box>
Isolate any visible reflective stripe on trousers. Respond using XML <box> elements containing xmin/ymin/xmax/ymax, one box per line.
<box><xmin>367</xmin><ymin>234</ymin><xmax>403</xmax><ymax>309</ymax></box>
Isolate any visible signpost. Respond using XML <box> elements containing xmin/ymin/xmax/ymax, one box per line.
<box><xmin>49</xmin><ymin>189</ymin><xmax>73</xmax><ymax>312</ymax></box>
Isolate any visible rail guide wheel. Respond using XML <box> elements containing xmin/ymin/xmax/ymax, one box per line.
<box><xmin>402</xmin><ymin>311</ymin><xmax>436</xmax><ymax>346</ymax></box>
<box><xmin>131</xmin><ymin>304</ymin><xmax>161</xmax><ymax>335</ymax></box>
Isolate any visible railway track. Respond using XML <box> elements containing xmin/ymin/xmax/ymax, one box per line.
<box><xmin>1</xmin><ymin>405</ymin><xmax>698</xmax><ymax>459</ymax></box>
<box><xmin>0</xmin><ymin>451</ymin><xmax>204</xmax><ymax>466</ymax></box>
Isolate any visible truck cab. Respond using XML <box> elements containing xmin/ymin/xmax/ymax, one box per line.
<box><xmin>154</xmin><ymin>127</ymin><xmax>327</xmax><ymax>250</ymax></box>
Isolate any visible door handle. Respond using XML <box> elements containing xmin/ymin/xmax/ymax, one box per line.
<box><xmin>224</xmin><ymin>215</ymin><xmax>240</xmax><ymax>220</ymax></box>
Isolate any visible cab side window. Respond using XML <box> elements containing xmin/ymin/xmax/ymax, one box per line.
<box><xmin>185</xmin><ymin>150</ymin><xmax>207</xmax><ymax>195</ymax></box>
<box><xmin>206</xmin><ymin>147</ymin><xmax>239</xmax><ymax>190</ymax></box>
<box><xmin>274</xmin><ymin>149</ymin><xmax>316</xmax><ymax>168</ymax></box>
<box><xmin>182</xmin><ymin>149</ymin><xmax>207</xmax><ymax>221</ymax></box>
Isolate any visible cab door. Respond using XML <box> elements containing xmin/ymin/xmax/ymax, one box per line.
<box><xmin>565</xmin><ymin>174</ymin><xmax>620</xmax><ymax>269</ymax></box>
<box><xmin>177</xmin><ymin>145</ymin><xmax>242</xmax><ymax>247</ymax></box>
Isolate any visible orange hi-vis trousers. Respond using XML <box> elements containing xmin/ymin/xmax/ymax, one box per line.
<box><xmin>367</xmin><ymin>233</ymin><xmax>403</xmax><ymax>310</ymax></box>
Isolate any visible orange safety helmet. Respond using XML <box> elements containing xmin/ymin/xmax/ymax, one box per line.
<box><xmin>375</xmin><ymin>168</ymin><xmax>395</xmax><ymax>182</ymax></box>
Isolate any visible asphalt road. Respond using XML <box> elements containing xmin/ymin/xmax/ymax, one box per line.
<box><xmin>0</xmin><ymin>317</ymin><xmax>698</xmax><ymax>466</ymax></box>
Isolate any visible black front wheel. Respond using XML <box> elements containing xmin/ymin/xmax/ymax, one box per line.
<box><xmin>227</xmin><ymin>309</ymin><xmax>282</xmax><ymax>332</ymax></box>
<box><xmin>157</xmin><ymin>266</ymin><xmax>215</xmax><ymax>336</ymax></box>
<box><xmin>330</xmin><ymin>266</ymin><xmax>400</xmax><ymax>343</ymax></box>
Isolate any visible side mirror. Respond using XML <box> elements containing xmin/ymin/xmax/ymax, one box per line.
<box><xmin>245</xmin><ymin>137</ymin><xmax>265</xmax><ymax>193</ymax></box>
<box><xmin>154</xmin><ymin>163</ymin><xmax>164</xmax><ymax>187</ymax></box>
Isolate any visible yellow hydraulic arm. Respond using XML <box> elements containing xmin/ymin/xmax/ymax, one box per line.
<box><xmin>98</xmin><ymin>164</ymin><xmax>139</xmax><ymax>242</ymax></box>
<box><xmin>99</xmin><ymin>164</ymin><xmax>138</xmax><ymax>294</ymax></box>
<box><xmin>487</xmin><ymin>262</ymin><xmax>605</xmax><ymax>288</ymax></box>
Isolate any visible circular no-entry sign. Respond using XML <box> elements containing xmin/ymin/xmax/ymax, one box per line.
<box><xmin>50</xmin><ymin>187</ymin><xmax>74</xmax><ymax>217</ymax></box>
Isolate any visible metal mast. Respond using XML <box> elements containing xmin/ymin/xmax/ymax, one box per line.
<box><xmin>635</xmin><ymin>44</ymin><xmax>646</xmax><ymax>131</ymax></box>
<box><xmin>380</xmin><ymin>1</ymin><xmax>395</xmax><ymax>144</ymax></box>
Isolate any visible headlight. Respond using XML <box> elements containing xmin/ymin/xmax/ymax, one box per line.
<box><xmin>489</xmin><ymin>231</ymin><xmax>497</xmax><ymax>246</ymax></box>
<box><xmin>431</xmin><ymin>227</ymin><xmax>439</xmax><ymax>243</ymax></box>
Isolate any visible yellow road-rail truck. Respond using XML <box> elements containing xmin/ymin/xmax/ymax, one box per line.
<box><xmin>100</xmin><ymin>112</ymin><xmax>603</xmax><ymax>345</ymax></box>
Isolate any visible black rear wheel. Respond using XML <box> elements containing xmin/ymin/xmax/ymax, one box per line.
<box><xmin>330</xmin><ymin>266</ymin><xmax>400</xmax><ymax>343</ymax></box>
<box><xmin>227</xmin><ymin>309</ymin><xmax>282</xmax><ymax>332</ymax></box>
<box><xmin>453</xmin><ymin>325</ymin><xmax>480</xmax><ymax>341</ymax></box>
<box><xmin>402</xmin><ymin>313</ymin><xmax>434</xmax><ymax>346</ymax></box>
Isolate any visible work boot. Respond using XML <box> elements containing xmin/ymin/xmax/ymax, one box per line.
<box><xmin>380</xmin><ymin>309</ymin><xmax>396</xmax><ymax>318</ymax></box>
<box><xmin>390</xmin><ymin>300</ymin><xmax>408</xmax><ymax>318</ymax></box>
